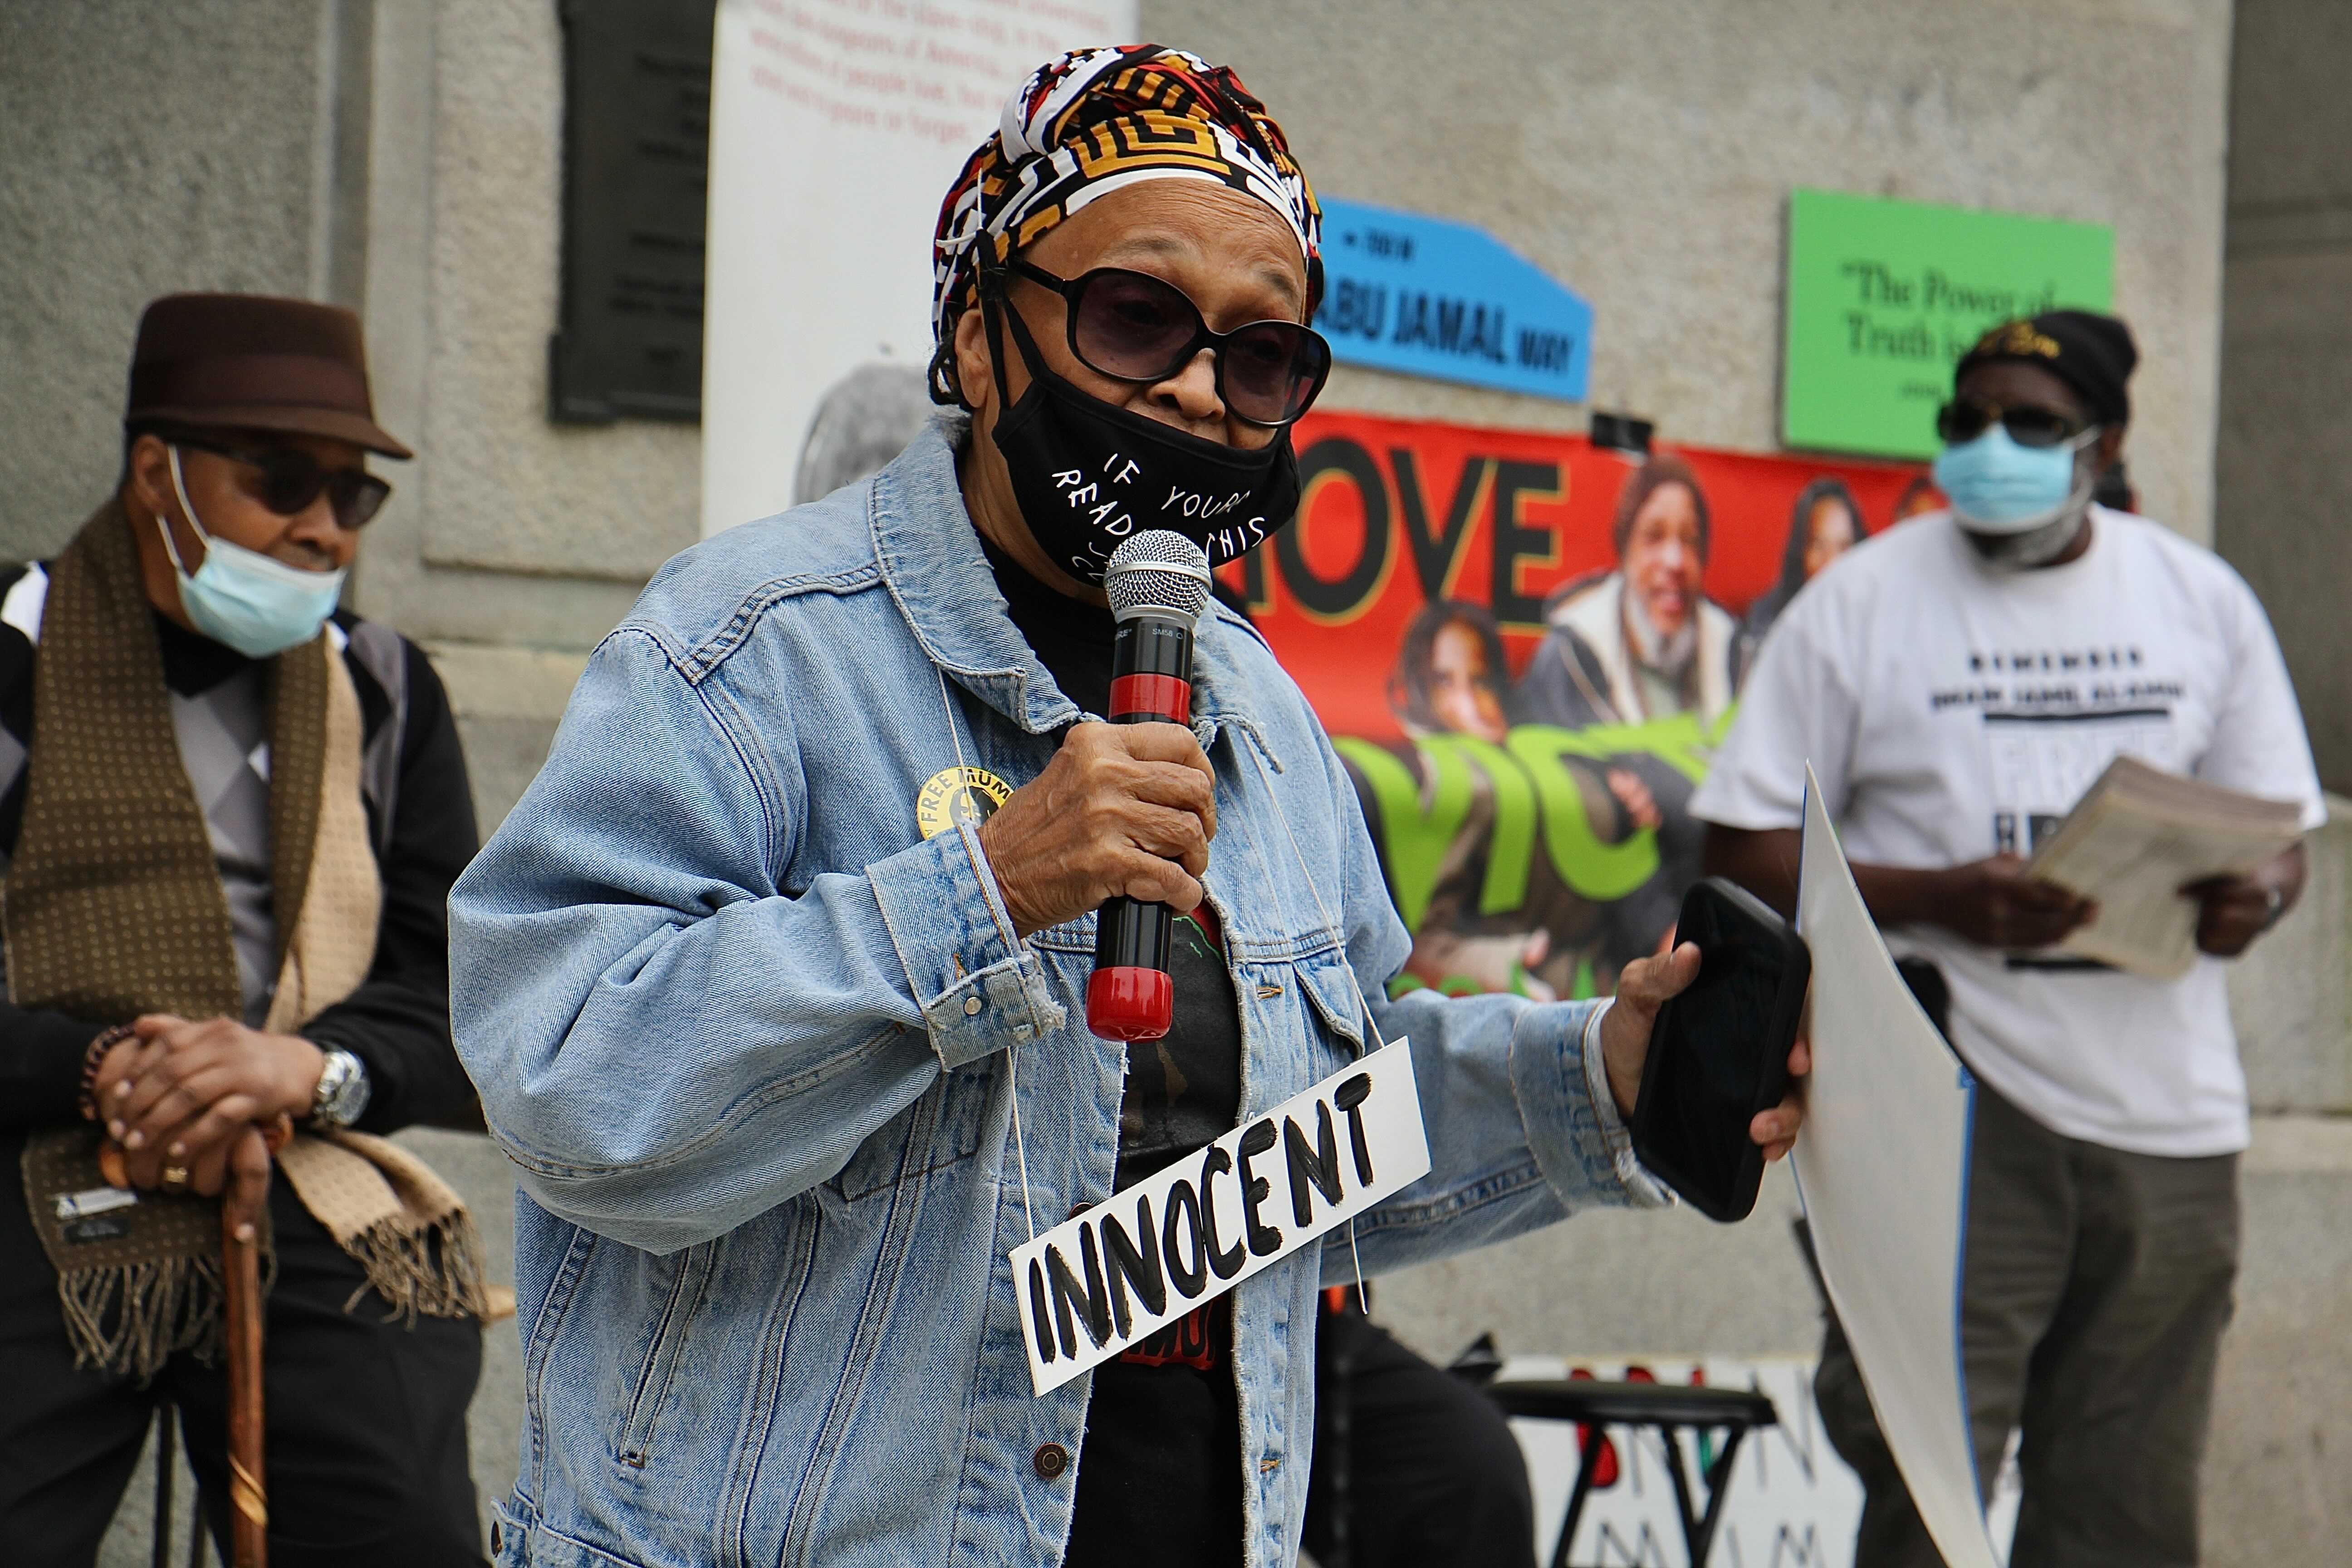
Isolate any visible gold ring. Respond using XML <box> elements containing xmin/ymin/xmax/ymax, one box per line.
<box><xmin>160</xmin><ymin>1164</ymin><xmax>191</xmax><ymax>1191</ymax></box>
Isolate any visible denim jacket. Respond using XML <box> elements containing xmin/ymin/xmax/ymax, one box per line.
<box><xmin>448</xmin><ymin>419</ymin><xmax>1665</xmax><ymax>1568</ymax></box>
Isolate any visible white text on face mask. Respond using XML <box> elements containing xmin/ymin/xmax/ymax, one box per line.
<box><xmin>1056</xmin><ymin>469</ymin><xmax>1137</xmax><ymax>536</ymax></box>
<box><xmin>1202</xmin><ymin>518</ymin><xmax>1271</xmax><ymax>560</ymax></box>
<box><xmin>1052</xmin><ymin>452</ymin><xmax>1145</xmax><ymax>491</ymax></box>
<box><xmin>1162</xmin><ymin>485</ymin><xmax>1250</xmax><ymax>520</ymax></box>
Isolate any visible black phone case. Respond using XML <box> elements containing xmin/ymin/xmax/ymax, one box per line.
<box><xmin>1629</xmin><ymin>877</ymin><xmax>1812</xmax><ymax>1223</ymax></box>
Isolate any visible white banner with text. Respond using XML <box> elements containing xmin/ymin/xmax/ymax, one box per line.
<box><xmin>1012</xmin><ymin>1038</ymin><xmax>1431</xmax><ymax>1396</ymax></box>
<box><xmin>701</xmin><ymin>0</ymin><xmax>1135</xmax><ymax>538</ymax></box>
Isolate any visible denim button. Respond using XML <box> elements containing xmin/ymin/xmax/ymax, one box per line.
<box><xmin>1033</xmin><ymin>1442</ymin><xmax>1069</xmax><ymax>1480</ymax></box>
<box><xmin>964</xmin><ymin>995</ymin><xmax>983</xmax><ymax>1015</ymax></box>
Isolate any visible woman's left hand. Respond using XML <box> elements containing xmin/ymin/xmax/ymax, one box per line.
<box><xmin>1599</xmin><ymin>943</ymin><xmax>1809</xmax><ymax>1161</ymax></box>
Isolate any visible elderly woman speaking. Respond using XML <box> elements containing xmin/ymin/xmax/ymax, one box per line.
<box><xmin>451</xmin><ymin>45</ymin><xmax>1803</xmax><ymax>1568</ymax></box>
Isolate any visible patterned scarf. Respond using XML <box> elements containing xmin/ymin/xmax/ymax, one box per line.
<box><xmin>927</xmin><ymin>44</ymin><xmax>1323</xmax><ymax>403</ymax></box>
<box><xmin>12</xmin><ymin>504</ymin><xmax>485</xmax><ymax>1378</ymax></box>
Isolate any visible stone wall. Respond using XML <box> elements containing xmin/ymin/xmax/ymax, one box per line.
<box><xmin>1151</xmin><ymin>0</ymin><xmax>2235</xmax><ymax>542</ymax></box>
<box><xmin>347</xmin><ymin>0</ymin><xmax>686</xmax><ymax>653</ymax></box>
<box><xmin>2215</xmin><ymin>0</ymin><xmax>2352</xmax><ymax>791</ymax></box>
<box><xmin>0</xmin><ymin>0</ymin><xmax>342</xmax><ymax>553</ymax></box>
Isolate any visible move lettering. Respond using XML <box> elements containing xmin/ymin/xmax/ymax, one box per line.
<box><xmin>1258</xmin><ymin>436</ymin><xmax>1563</xmax><ymax>629</ymax></box>
<box><xmin>1334</xmin><ymin>712</ymin><xmax>1721</xmax><ymax>930</ymax></box>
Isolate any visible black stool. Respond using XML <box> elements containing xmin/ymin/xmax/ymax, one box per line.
<box><xmin>1483</xmin><ymin>1377</ymin><xmax>1779</xmax><ymax>1568</ymax></box>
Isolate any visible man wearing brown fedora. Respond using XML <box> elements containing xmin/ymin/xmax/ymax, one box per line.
<box><xmin>0</xmin><ymin>294</ymin><xmax>491</xmax><ymax>1565</ymax></box>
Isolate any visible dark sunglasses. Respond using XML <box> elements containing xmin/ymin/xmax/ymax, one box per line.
<box><xmin>174</xmin><ymin>437</ymin><xmax>391</xmax><ymax>529</ymax></box>
<box><xmin>1935</xmin><ymin>397</ymin><xmax>2092</xmax><ymax>451</ymax></box>
<box><xmin>995</xmin><ymin>260</ymin><xmax>1332</xmax><ymax>427</ymax></box>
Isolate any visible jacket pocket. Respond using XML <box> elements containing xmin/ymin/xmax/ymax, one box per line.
<box><xmin>1294</xmin><ymin>957</ymin><xmax>1369</xmax><ymax>1058</ymax></box>
<box><xmin>828</xmin><ymin>1060</ymin><xmax>988</xmax><ymax>1202</ymax></box>
<box><xmin>615</xmin><ymin>1235</ymin><xmax>723</xmax><ymax>1467</ymax></box>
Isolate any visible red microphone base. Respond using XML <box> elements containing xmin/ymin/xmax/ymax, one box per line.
<box><xmin>1087</xmin><ymin>966</ymin><xmax>1173</xmax><ymax>1041</ymax></box>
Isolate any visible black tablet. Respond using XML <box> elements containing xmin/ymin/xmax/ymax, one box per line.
<box><xmin>1629</xmin><ymin>877</ymin><xmax>1811</xmax><ymax>1223</ymax></box>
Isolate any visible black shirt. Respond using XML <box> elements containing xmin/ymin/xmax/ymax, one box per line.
<box><xmin>977</xmin><ymin>530</ymin><xmax>1245</xmax><ymax>1568</ymax></box>
<box><xmin>154</xmin><ymin>609</ymin><xmax>257</xmax><ymax>697</ymax></box>
<box><xmin>1114</xmin><ymin>910</ymin><xmax>1243</xmax><ymax>1188</ymax></box>
<box><xmin>980</xmin><ymin>531</ymin><xmax>1118</xmax><ymax>718</ymax></box>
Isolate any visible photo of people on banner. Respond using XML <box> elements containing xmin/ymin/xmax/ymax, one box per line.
<box><xmin>1219</xmin><ymin>409</ymin><xmax>1941</xmax><ymax>1001</ymax></box>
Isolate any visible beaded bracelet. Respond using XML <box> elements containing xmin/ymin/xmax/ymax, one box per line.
<box><xmin>77</xmin><ymin>1023</ymin><xmax>137</xmax><ymax>1123</ymax></box>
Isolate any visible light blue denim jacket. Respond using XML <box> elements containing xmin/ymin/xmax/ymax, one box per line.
<box><xmin>448</xmin><ymin>419</ymin><xmax>1665</xmax><ymax>1568</ymax></box>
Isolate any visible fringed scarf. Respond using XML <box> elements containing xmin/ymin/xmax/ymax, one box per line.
<box><xmin>12</xmin><ymin>504</ymin><xmax>486</xmax><ymax>1378</ymax></box>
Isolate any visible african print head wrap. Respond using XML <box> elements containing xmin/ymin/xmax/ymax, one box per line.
<box><xmin>929</xmin><ymin>44</ymin><xmax>1322</xmax><ymax>404</ymax></box>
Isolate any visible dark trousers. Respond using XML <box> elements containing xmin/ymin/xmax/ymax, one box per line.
<box><xmin>1305</xmin><ymin>1304</ymin><xmax>1536</xmax><ymax>1568</ymax></box>
<box><xmin>0</xmin><ymin>1142</ymin><xmax>486</xmax><ymax>1568</ymax></box>
<box><xmin>1814</xmin><ymin>1083</ymin><xmax>2239</xmax><ymax>1568</ymax></box>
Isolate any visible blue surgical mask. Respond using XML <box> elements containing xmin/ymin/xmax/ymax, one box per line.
<box><xmin>1931</xmin><ymin>425</ymin><xmax>2099</xmax><ymax>534</ymax></box>
<box><xmin>158</xmin><ymin>446</ymin><xmax>347</xmax><ymax>657</ymax></box>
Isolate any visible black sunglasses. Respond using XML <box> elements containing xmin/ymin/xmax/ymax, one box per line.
<box><xmin>174</xmin><ymin>436</ymin><xmax>392</xmax><ymax>529</ymax></box>
<box><xmin>1935</xmin><ymin>397</ymin><xmax>2092</xmax><ymax>451</ymax></box>
<box><xmin>993</xmin><ymin>260</ymin><xmax>1331</xmax><ymax>427</ymax></box>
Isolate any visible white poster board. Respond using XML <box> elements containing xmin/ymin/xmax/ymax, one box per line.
<box><xmin>701</xmin><ymin>0</ymin><xmax>1137</xmax><ymax>538</ymax></box>
<box><xmin>1791</xmin><ymin>767</ymin><xmax>2002</xmax><ymax>1568</ymax></box>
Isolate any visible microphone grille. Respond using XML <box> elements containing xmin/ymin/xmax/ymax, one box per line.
<box><xmin>1105</xmin><ymin>531</ymin><xmax>1213</xmax><ymax>623</ymax></box>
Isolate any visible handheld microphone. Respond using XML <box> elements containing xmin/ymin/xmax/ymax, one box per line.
<box><xmin>1088</xmin><ymin>530</ymin><xmax>1214</xmax><ymax>1042</ymax></box>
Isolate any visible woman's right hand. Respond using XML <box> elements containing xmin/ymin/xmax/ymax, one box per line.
<box><xmin>977</xmin><ymin>721</ymin><xmax>1219</xmax><ymax>938</ymax></box>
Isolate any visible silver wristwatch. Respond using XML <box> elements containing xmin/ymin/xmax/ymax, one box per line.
<box><xmin>309</xmin><ymin>1048</ymin><xmax>371</xmax><ymax>1127</ymax></box>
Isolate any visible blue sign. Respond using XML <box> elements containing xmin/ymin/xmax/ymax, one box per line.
<box><xmin>1316</xmin><ymin>197</ymin><xmax>1593</xmax><ymax>402</ymax></box>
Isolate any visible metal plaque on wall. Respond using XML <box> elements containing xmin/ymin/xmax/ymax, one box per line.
<box><xmin>549</xmin><ymin>0</ymin><xmax>716</xmax><ymax>424</ymax></box>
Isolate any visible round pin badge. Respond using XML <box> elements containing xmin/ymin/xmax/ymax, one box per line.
<box><xmin>916</xmin><ymin>765</ymin><xmax>1012</xmax><ymax>839</ymax></box>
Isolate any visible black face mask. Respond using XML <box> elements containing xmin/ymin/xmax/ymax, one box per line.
<box><xmin>981</xmin><ymin>285</ymin><xmax>1300</xmax><ymax>586</ymax></box>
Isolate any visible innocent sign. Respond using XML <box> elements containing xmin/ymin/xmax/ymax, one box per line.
<box><xmin>1013</xmin><ymin>1039</ymin><xmax>1432</xmax><ymax>1396</ymax></box>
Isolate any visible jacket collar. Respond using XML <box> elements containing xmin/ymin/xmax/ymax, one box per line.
<box><xmin>868</xmin><ymin>417</ymin><xmax>1272</xmax><ymax>760</ymax></box>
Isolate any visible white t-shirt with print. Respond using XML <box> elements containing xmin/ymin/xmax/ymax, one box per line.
<box><xmin>1691</xmin><ymin>508</ymin><xmax>2325</xmax><ymax>1157</ymax></box>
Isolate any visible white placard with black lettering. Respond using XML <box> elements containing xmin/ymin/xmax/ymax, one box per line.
<box><xmin>1012</xmin><ymin>1039</ymin><xmax>1431</xmax><ymax>1396</ymax></box>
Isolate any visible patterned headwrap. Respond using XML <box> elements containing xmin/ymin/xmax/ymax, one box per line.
<box><xmin>929</xmin><ymin>44</ymin><xmax>1322</xmax><ymax>404</ymax></box>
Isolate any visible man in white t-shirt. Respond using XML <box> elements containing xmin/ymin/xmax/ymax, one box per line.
<box><xmin>1693</xmin><ymin>311</ymin><xmax>2323</xmax><ymax>1568</ymax></box>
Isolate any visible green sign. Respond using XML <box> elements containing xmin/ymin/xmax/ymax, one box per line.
<box><xmin>1782</xmin><ymin>189</ymin><xmax>2113</xmax><ymax>460</ymax></box>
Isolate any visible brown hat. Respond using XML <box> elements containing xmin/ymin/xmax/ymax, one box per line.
<box><xmin>125</xmin><ymin>293</ymin><xmax>412</xmax><ymax>459</ymax></box>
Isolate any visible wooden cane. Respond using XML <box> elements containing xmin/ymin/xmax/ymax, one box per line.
<box><xmin>222</xmin><ymin>1194</ymin><xmax>266</xmax><ymax>1566</ymax></box>
<box><xmin>221</xmin><ymin>1114</ymin><xmax>291</xmax><ymax>1568</ymax></box>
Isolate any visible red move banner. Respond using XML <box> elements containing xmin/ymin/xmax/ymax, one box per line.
<box><xmin>1220</xmin><ymin>408</ymin><xmax>1937</xmax><ymax>1000</ymax></box>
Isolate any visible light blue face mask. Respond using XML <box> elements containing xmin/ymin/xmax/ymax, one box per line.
<box><xmin>159</xmin><ymin>446</ymin><xmax>347</xmax><ymax>658</ymax></box>
<box><xmin>1931</xmin><ymin>424</ymin><xmax>2099</xmax><ymax>533</ymax></box>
